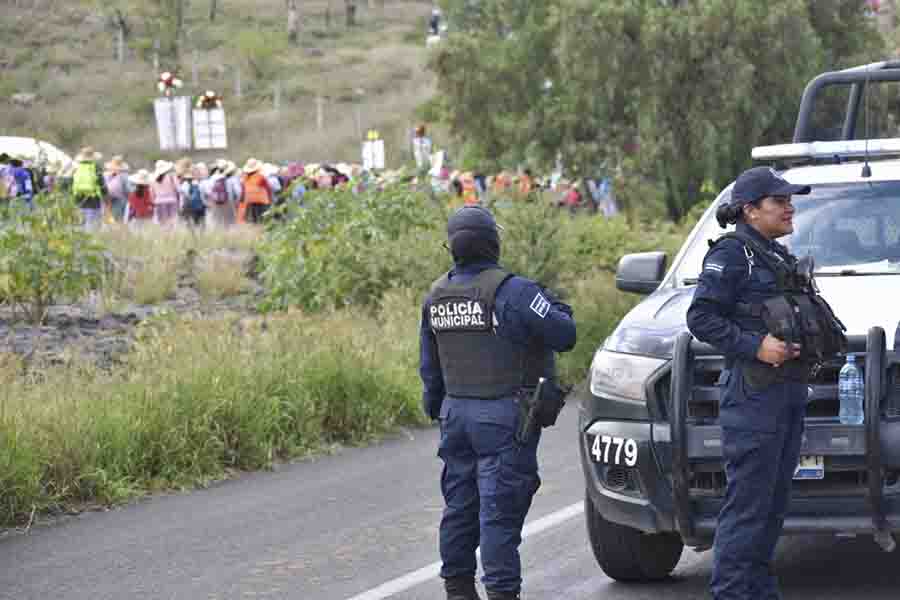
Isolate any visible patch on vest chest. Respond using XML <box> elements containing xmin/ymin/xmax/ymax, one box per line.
<box><xmin>430</xmin><ymin>299</ymin><xmax>489</xmax><ymax>331</ymax></box>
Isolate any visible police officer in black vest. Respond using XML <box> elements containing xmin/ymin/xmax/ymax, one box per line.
<box><xmin>688</xmin><ymin>167</ymin><xmax>846</xmax><ymax>600</ymax></box>
<box><xmin>419</xmin><ymin>206</ymin><xmax>577</xmax><ymax>600</ymax></box>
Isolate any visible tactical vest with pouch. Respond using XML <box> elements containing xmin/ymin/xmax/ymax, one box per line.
<box><xmin>710</xmin><ymin>231</ymin><xmax>848</xmax><ymax>388</ymax></box>
<box><xmin>428</xmin><ymin>267</ymin><xmax>554</xmax><ymax>398</ymax></box>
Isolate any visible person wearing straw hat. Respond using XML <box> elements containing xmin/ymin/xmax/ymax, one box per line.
<box><xmin>174</xmin><ymin>157</ymin><xmax>194</xmax><ymax>180</ymax></box>
<box><xmin>205</xmin><ymin>161</ymin><xmax>235</xmax><ymax>229</ymax></box>
<box><xmin>461</xmin><ymin>172</ymin><xmax>478</xmax><ymax>207</ymax></box>
<box><xmin>54</xmin><ymin>161</ymin><xmax>76</xmax><ymax>194</ymax></box>
<box><xmin>72</xmin><ymin>147</ymin><xmax>108</xmax><ymax>230</ymax></box>
<box><xmin>150</xmin><ymin>159</ymin><xmax>180</xmax><ymax>227</ymax></box>
<box><xmin>42</xmin><ymin>161</ymin><xmax>63</xmax><ymax>193</ymax></box>
<box><xmin>220</xmin><ymin>160</ymin><xmax>242</xmax><ymax>226</ymax></box>
<box><xmin>125</xmin><ymin>169</ymin><xmax>155</xmax><ymax>227</ymax></box>
<box><xmin>104</xmin><ymin>155</ymin><xmax>131</xmax><ymax>223</ymax></box>
<box><xmin>179</xmin><ymin>167</ymin><xmax>206</xmax><ymax>227</ymax></box>
<box><xmin>239</xmin><ymin>158</ymin><xmax>272</xmax><ymax>224</ymax></box>
<box><xmin>263</xmin><ymin>163</ymin><xmax>284</xmax><ymax>201</ymax></box>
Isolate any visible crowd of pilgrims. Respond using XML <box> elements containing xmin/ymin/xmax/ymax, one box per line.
<box><xmin>0</xmin><ymin>146</ymin><xmax>620</xmax><ymax>231</ymax></box>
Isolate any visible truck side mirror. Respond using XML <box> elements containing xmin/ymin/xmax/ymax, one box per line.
<box><xmin>615</xmin><ymin>252</ymin><xmax>668</xmax><ymax>294</ymax></box>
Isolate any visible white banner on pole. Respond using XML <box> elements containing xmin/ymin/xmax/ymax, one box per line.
<box><xmin>193</xmin><ymin>108</ymin><xmax>228</xmax><ymax>150</ymax></box>
<box><xmin>429</xmin><ymin>150</ymin><xmax>445</xmax><ymax>177</ymax></box>
<box><xmin>413</xmin><ymin>136</ymin><xmax>432</xmax><ymax>169</ymax></box>
<box><xmin>154</xmin><ymin>96</ymin><xmax>192</xmax><ymax>151</ymax></box>
<box><xmin>362</xmin><ymin>139</ymin><xmax>385</xmax><ymax>170</ymax></box>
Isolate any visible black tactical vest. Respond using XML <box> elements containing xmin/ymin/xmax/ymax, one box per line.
<box><xmin>428</xmin><ymin>267</ymin><xmax>553</xmax><ymax>399</ymax></box>
<box><xmin>712</xmin><ymin>231</ymin><xmax>848</xmax><ymax>366</ymax></box>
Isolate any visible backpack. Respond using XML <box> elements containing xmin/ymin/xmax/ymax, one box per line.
<box><xmin>188</xmin><ymin>183</ymin><xmax>205</xmax><ymax>216</ymax></box>
<box><xmin>72</xmin><ymin>162</ymin><xmax>100</xmax><ymax>197</ymax></box>
<box><xmin>0</xmin><ymin>167</ymin><xmax>18</xmax><ymax>201</ymax></box>
<box><xmin>211</xmin><ymin>177</ymin><xmax>228</xmax><ymax>205</ymax></box>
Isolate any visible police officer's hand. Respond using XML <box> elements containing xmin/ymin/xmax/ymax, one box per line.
<box><xmin>757</xmin><ymin>334</ymin><xmax>802</xmax><ymax>368</ymax></box>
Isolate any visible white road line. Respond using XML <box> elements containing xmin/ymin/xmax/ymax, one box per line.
<box><xmin>344</xmin><ymin>501</ymin><xmax>585</xmax><ymax>600</ymax></box>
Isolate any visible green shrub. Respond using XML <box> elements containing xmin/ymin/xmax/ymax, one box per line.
<box><xmin>258</xmin><ymin>186</ymin><xmax>447</xmax><ymax>312</ymax></box>
<box><xmin>558</xmin><ymin>215</ymin><xmax>689</xmax><ymax>282</ymax></box>
<box><xmin>0</xmin><ymin>194</ymin><xmax>106</xmax><ymax>324</ymax></box>
<box><xmin>493</xmin><ymin>203</ymin><xmax>568</xmax><ymax>291</ymax></box>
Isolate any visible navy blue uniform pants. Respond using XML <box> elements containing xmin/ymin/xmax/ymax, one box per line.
<box><xmin>711</xmin><ymin>382</ymin><xmax>806</xmax><ymax>600</ymax></box>
<box><xmin>438</xmin><ymin>395</ymin><xmax>541</xmax><ymax>594</ymax></box>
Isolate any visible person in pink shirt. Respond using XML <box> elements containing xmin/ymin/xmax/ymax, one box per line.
<box><xmin>150</xmin><ymin>160</ymin><xmax>180</xmax><ymax>226</ymax></box>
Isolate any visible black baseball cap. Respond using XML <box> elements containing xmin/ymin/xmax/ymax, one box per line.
<box><xmin>731</xmin><ymin>166</ymin><xmax>811</xmax><ymax>207</ymax></box>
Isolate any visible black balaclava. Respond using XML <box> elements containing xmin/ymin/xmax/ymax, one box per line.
<box><xmin>447</xmin><ymin>206</ymin><xmax>501</xmax><ymax>265</ymax></box>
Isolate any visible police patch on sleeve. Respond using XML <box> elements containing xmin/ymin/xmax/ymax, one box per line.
<box><xmin>529</xmin><ymin>292</ymin><xmax>551</xmax><ymax>318</ymax></box>
<box><xmin>704</xmin><ymin>262</ymin><xmax>725</xmax><ymax>274</ymax></box>
<box><xmin>430</xmin><ymin>298</ymin><xmax>490</xmax><ymax>331</ymax></box>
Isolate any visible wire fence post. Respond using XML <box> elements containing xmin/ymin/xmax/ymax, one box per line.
<box><xmin>116</xmin><ymin>26</ymin><xmax>125</xmax><ymax>63</ymax></box>
<box><xmin>316</xmin><ymin>95</ymin><xmax>325</xmax><ymax>131</ymax></box>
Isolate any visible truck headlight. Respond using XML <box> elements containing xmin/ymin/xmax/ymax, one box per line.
<box><xmin>589</xmin><ymin>350</ymin><xmax>667</xmax><ymax>403</ymax></box>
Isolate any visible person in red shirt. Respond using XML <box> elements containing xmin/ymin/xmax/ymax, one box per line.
<box><xmin>126</xmin><ymin>169</ymin><xmax>155</xmax><ymax>227</ymax></box>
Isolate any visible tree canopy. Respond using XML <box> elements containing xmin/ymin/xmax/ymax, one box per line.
<box><xmin>429</xmin><ymin>0</ymin><xmax>885</xmax><ymax>219</ymax></box>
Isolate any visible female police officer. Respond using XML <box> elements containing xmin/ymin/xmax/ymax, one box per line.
<box><xmin>687</xmin><ymin>167</ymin><xmax>813</xmax><ymax>600</ymax></box>
<box><xmin>419</xmin><ymin>206</ymin><xmax>576</xmax><ymax>600</ymax></box>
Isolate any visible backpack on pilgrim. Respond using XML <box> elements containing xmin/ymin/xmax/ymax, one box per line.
<box><xmin>0</xmin><ymin>167</ymin><xmax>19</xmax><ymax>201</ymax></box>
<box><xmin>211</xmin><ymin>177</ymin><xmax>229</xmax><ymax>205</ymax></box>
<box><xmin>72</xmin><ymin>161</ymin><xmax>102</xmax><ymax>200</ymax></box>
<box><xmin>188</xmin><ymin>182</ymin><xmax>206</xmax><ymax>218</ymax></box>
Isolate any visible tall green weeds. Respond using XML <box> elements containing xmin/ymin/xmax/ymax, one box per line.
<box><xmin>0</xmin><ymin>298</ymin><xmax>424</xmax><ymax>525</ymax></box>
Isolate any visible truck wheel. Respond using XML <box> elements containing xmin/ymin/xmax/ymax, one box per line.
<box><xmin>585</xmin><ymin>491</ymin><xmax>683</xmax><ymax>582</ymax></box>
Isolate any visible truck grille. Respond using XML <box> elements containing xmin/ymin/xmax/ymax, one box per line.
<box><xmin>690</xmin><ymin>467</ymin><xmax>900</xmax><ymax>497</ymax></box>
<box><xmin>656</xmin><ymin>361</ymin><xmax>900</xmax><ymax>422</ymax></box>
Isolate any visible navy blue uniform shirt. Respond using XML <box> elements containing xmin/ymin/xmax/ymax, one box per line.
<box><xmin>419</xmin><ymin>261</ymin><xmax>577</xmax><ymax>419</ymax></box>
<box><xmin>686</xmin><ymin>222</ymin><xmax>793</xmax><ymax>366</ymax></box>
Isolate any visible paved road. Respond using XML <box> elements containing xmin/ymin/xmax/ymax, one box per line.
<box><xmin>3</xmin><ymin>403</ymin><xmax>900</xmax><ymax>600</ymax></box>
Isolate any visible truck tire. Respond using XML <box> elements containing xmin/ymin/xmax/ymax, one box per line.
<box><xmin>585</xmin><ymin>491</ymin><xmax>683</xmax><ymax>582</ymax></box>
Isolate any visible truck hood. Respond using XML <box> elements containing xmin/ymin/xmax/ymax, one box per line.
<box><xmin>605</xmin><ymin>276</ymin><xmax>900</xmax><ymax>358</ymax></box>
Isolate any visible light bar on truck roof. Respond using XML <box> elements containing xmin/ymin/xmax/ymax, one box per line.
<box><xmin>752</xmin><ymin>138</ymin><xmax>900</xmax><ymax>162</ymax></box>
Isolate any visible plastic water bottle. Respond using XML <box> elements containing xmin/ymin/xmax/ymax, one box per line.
<box><xmin>838</xmin><ymin>354</ymin><xmax>864</xmax><ymax>425</ymax></box>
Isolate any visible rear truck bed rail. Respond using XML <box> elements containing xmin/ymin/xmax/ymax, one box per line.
<box><xmin>670</xmin><ymin>329</ymin><xmax>897</xmax><ymax>551</ymax></box>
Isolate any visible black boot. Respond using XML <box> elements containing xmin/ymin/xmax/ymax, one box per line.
<box><xmin>444</xmin><ymin>576</ymin><xmax>482</xmax><ymax>600</ymax></box>
<box><xmin>485</xmin><ymin>591</ymin><xmax>519</xmax><ymax>600</ymax></box>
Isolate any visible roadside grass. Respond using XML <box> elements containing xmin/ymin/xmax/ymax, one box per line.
<box><xmin>0</xmin><ymin>296</ymin><xmax>425</xmax><ymax>526</ymax></box>
<box><xmin>96</xmin><ymin>225</ymin><xmax>261</xmax><ymax>305</ymax></box>
<box><xmin>195</xmin><ymin>254</ymin><xmax>250</xmax><ymax>300</ymax></box>
<box><xmin>128</xmin><ymin>255</ymin><xmax>181</xmax><ymax>305</ymax></box>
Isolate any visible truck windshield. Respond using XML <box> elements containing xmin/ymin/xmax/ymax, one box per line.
<box><xmin>676</xmin><ymin>181</ymin><xmax>900</xmax><ymax>285</ymax></box>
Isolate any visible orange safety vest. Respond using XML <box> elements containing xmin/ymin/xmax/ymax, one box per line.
<box><xmin>518</xmin><ymin>175</ymin><xmax>533</xmax><ymax>196</ymax></box>
<box><xmin>462</xmin><ymin>179</ymin><xmax>478</xmax><ymax>206</ymax></box>
<box><xmin>243</xmin><ymin>173</ymin><xmax>271</xmax><ymax>206</ymax></box>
